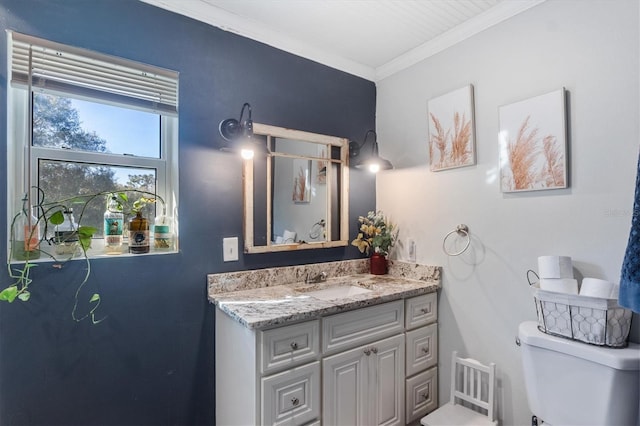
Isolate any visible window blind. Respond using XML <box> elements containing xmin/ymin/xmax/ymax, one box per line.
<box><xmin>9</xmin><ymin>31</ymin><xmax>178</xmax><ymax>116</ymax></box>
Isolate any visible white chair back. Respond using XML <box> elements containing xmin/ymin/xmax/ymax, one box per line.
<box><xmin>449</xmin><ymin>350</ymin><xmax>496</xmax><ymax>422</ymax></box>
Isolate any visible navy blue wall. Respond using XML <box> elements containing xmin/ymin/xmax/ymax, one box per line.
<box><xmin>0</xmin><ymin>0</ymin><xmax>376</xmax><ymax>424</ymax></box>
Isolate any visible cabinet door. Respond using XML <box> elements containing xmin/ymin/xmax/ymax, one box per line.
<box><xmin>323</xmin><ymin>344</ymin><xmax>369</xmax><ymax>426</ymax></box>
<box><xmin>261</xmin><ymin>361</ymin><xmax>320</xmax><ymax>426</ymax></box>
<box><xmin>369</xmin><ymin>334</ymin><xmax>405</xmax><ymax>426</ymax></box>
<box><xmin>323</xmin><ymin>334</ymin><xmax>405</xmax><ymax>426</ymax></box>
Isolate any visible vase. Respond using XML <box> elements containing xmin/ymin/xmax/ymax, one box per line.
<box><xmin>129</xmin><ymin>211</ymin><xmax>150</xmax><ymax>254</ymax></box>
<box><xmin>370</xmin><ymin>253</ymin><xmax>388</xmax><ymax>275</ymax></box>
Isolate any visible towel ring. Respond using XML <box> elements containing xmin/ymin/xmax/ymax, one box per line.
<box><xmin>309</xmin><ymin>219</ymin><xmax>326</xmax><ymax>240</ymax></box>
<box><xmin>442</xmin><ymin>224</ymin><xmax>470</xmax><ymax>256</ymax></box>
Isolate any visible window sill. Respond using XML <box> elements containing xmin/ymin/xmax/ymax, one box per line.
<box><xmin>9</xmin><ymin>242</ymin><xmax>178</xmax><ymax>264</ymax></box>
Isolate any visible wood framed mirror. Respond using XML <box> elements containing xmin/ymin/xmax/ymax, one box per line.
<box><xmin>243</xmin><ymin>123</ymin><xmax>349</xmax><ymax>253</ymax></box>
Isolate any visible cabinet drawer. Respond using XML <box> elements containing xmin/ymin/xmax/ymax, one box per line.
<box><xmin>405</xmin><ymin>293</ymin><xmax>437</xmax><ymax>330</ymax></box>
<box><xmin>406</xmin><ymin>367</ymin><xmax>438</xmax><ymax>423</ymax></box>
<box><xmin>260</xmin><ymin>320</ymin><xmax>320</xmax><ymax>375</ymax></box>
<box><xmin>406</xmin><ymin>323</ymin><xmax>438</xmax><ymax>377</ymax></box>
<box><xmin>322</xmin><ymin>300</ymin><xmax>404</xmax><ymax>354</ymax></box>
<box><xmin>261</xmin><ymin>361</ymin><xmax>321</xmax><ymax>426</ymax></box>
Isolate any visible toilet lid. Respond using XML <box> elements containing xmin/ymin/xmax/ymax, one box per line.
<box><xmin>518</xmin><ymin>321</ymin><xmax>640</xmax><ymax>370</ymax></box>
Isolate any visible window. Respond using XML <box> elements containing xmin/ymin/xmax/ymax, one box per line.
<box><xmin>7</xmin><ymin>31</ymin><xmax>179</xmax><ymax>257</ymax></box>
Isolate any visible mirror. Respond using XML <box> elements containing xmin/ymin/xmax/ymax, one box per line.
<box><xmin>243</xmin><ymin>123</ymin><xmax>349</xmax><ymax>253</ymax></box>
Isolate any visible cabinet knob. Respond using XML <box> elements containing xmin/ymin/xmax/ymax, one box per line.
<box><xmin>421</xmin><ymin>390</ymin><xmax>430</xmax><ymax>400</ymax></box>
<box><xmin>290</xmin><ymin>341</ymin><xmax>298</xmax><ymax>350</ymax></box>
<box><xmin>291</xmin><ymin>397</ymin><xmax>300</xmax><ymax>406</ymax></box>
<box><xmin>371</xmin><ymin>347</ymin><xmax>378</xmax><ymax>354</ymax></box>
<box><xmin>421</xmin><ymin>347</ymin><xmax>429</xmax><ymax>354</ymax></box>
<box><xmin>420</xmin><ymin>307</ymin><xmax>430</xmax><ymax>314</ymax></box>
<box><xmin>363</xmin><ymin>349</ymin><xmax>371</xmax><ymax>356</ymax></box>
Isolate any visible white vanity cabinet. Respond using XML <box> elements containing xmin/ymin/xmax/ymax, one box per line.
<box><xmin>215</xmin><ymin>292</ymin><xmax>438</xmax><ymax>426</ymax></box>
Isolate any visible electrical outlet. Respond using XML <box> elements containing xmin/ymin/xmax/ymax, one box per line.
<box><xmin>223</xmin><ymin>237</ymin><xmax>239</xmax><ymax>262</ymax></box>
<box><xmin>408</xmin><ymin>239</ymin><xmax>416</xmax><ymax>263</ymax></box>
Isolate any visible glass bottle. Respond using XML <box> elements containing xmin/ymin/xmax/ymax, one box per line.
<box><xmin>104</xmin><ymin>195</ymin><xmax>124</xmax><ymax>254</ymax></box>
<box><xmin>153</xmin><ymin>210</ymin><xmax>173</xmax><ymax>251</ymax></box>
<box><xmin>13</xmin><ymin>199</ymin><xmax>41</xmax><ymax>261</ymax></box>
<box><xmin>129</xmin><ymin>211</ymin><xmax>150</xmax><ymax>254</ymax></box>
<box><xmin>54</xmin><ymin>208</ymin><xmax>79</xmax><ymax>256</ymax></box>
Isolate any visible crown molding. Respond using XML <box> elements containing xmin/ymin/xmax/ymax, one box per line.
<box><xmin>139</xmin><ymin>0</ymin><xmax>376</xmax><ymax>81</ymax></box>
<box><xmin>375</xmin><ymin>0</ymin><xmax>547</xmax><ymax>81</ymax></box>
<box><xmin>141</xmin><ymin>0</ymin><xmax>546</xmax><ymax>83</ymax></box>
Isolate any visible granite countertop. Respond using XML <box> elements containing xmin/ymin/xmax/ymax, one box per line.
<box><xmin>208</xmin><ymin>260</ymin><xmax>440</xmax><ymax>329</ymax></box>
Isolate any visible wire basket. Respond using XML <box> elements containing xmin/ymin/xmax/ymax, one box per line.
<box><xmin>531</xmin><ymin>284</ymin><xmax>633</xmax><ymax>348</ymax></box>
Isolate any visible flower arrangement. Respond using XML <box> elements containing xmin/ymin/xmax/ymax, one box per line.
<box><xmin>351</xmin><ymin>210</ymin><xmax>398</xmax><ymax>256</ymax></box>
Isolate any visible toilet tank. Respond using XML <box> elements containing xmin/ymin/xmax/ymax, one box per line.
<box><xmin>518</xmin><ymin>321</ymin><xmax>640</xmax><ymax>426</ymax></box>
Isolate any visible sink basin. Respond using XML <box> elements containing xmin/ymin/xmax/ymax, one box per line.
<box><xmin>304</xmin><ymin>285</ymin><xmax>372</xmax><ymax>301</ymax></box>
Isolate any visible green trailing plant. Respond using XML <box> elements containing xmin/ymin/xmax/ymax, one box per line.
<box><xmin>1</xmin><ymin>187</ymin><xmax>164</xmax><ymax>324</ymax></box>
<box><xmin>131</xmin><ymin>195</ymin><xmax>157</xmax><ymax>214</ymax></box>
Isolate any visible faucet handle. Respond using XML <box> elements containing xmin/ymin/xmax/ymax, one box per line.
<box><xmin>305</xmin><ymin>271</ymin><xmax>328</xmax><ymax>284</ymax></box>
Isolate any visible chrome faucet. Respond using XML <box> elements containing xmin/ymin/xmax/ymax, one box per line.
<box><xmin>305</xmin><ymin>271</ymin><xmax>327</xmax><ymax>284</ymax></box>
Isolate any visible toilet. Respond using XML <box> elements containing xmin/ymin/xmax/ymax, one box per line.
<box><xmin>518</xmin><ymin>321</ymin><xmax>640</xmax><ymax>426</ymax></box>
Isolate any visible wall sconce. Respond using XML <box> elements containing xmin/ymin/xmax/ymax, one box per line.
<box><xmin>349</xmin><ymin>130</ymin><xmax>393</xmax><ymax>173</ymax></box>
<box><xmin>219</xmin><ymin>102</ymin><xmax>266</xmax><ymax>160</ymax></box>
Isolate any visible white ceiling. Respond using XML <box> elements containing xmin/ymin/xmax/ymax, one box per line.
<box><xmin>140</xmin><ymin>0</ymin><xmax>546</xmax><ymax>81</ymax></box>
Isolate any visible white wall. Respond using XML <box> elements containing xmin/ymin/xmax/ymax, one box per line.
<box><xmin>272</xmin><ymin>138</ymin><xmax>327</xmax><ymax>243</ymax></box>
<box><xmin>375</xmin><ymin>1</ymin><xmax>639</xmax><ymax>425</ymax></box>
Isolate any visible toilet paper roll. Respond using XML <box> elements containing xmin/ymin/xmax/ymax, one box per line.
<box><xmin>580</xmin><ymin>278</ymin><xmax>614</xmax><ymax>299</ymax></box>
<box><xmin>539</xmin><ymin>278</ymin><xmax>579</xmax><ymax>294</ymax></box>
<box><xmin>538</xmin><ymin>256</ymin><xmax>573</xmax><ymax>279</ymax></box>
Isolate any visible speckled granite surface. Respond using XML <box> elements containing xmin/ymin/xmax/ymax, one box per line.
<box><xmin>208</xmin><ymin>260</ymin><xmax>441</xmax><ymax>329</ymax></box>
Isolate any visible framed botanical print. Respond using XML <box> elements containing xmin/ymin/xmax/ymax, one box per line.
<box><xmin>428</xmin><ymin>85</ymin><xmax>476</xmax><ymax>171</ymax></box>
<box><xmin>292</xmin><ymin>159</ymin><xmax>311</xmax><ymax>203</ymax></box>
<box><xmin>499</xmin><ymin>88</ymin><xmax>567</xmax><ymax>192</ymax></box>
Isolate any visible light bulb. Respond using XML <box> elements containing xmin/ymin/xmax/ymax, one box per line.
<box><xmin>240</xmin><ymin>148</ymin><xmax>255</xmax><ymax>160</ymax></box>
<box><xmin>368</xmin><ymin>163</ymin><xmax>380</xmax><ymax>173</ymax></box>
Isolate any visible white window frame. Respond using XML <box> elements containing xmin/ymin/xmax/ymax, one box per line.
<box><xmin>6</xmin><ymin>31</ymin><xmax>179</xmax><ymax>258</ymax></box>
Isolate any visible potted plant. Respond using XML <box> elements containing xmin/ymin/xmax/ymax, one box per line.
<box><xmin>1</xmin><ymin>188</ymin><xmax>164</xmax><ymax>323</ymax></box>
<box><xmin>351</xmin><ymin>210</ymin><xmax>398</xmax><ymax>275</ymax></box>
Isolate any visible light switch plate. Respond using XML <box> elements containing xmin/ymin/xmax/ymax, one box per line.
<box><xmin>223</xmin><ymin>237</ymin><xmax>239</xmax><ymax>262</ymax></box>
<box><xmin>408</xmin><ymin>239</ymin><xmax>416</xmax><ymax>263</ymax></box>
